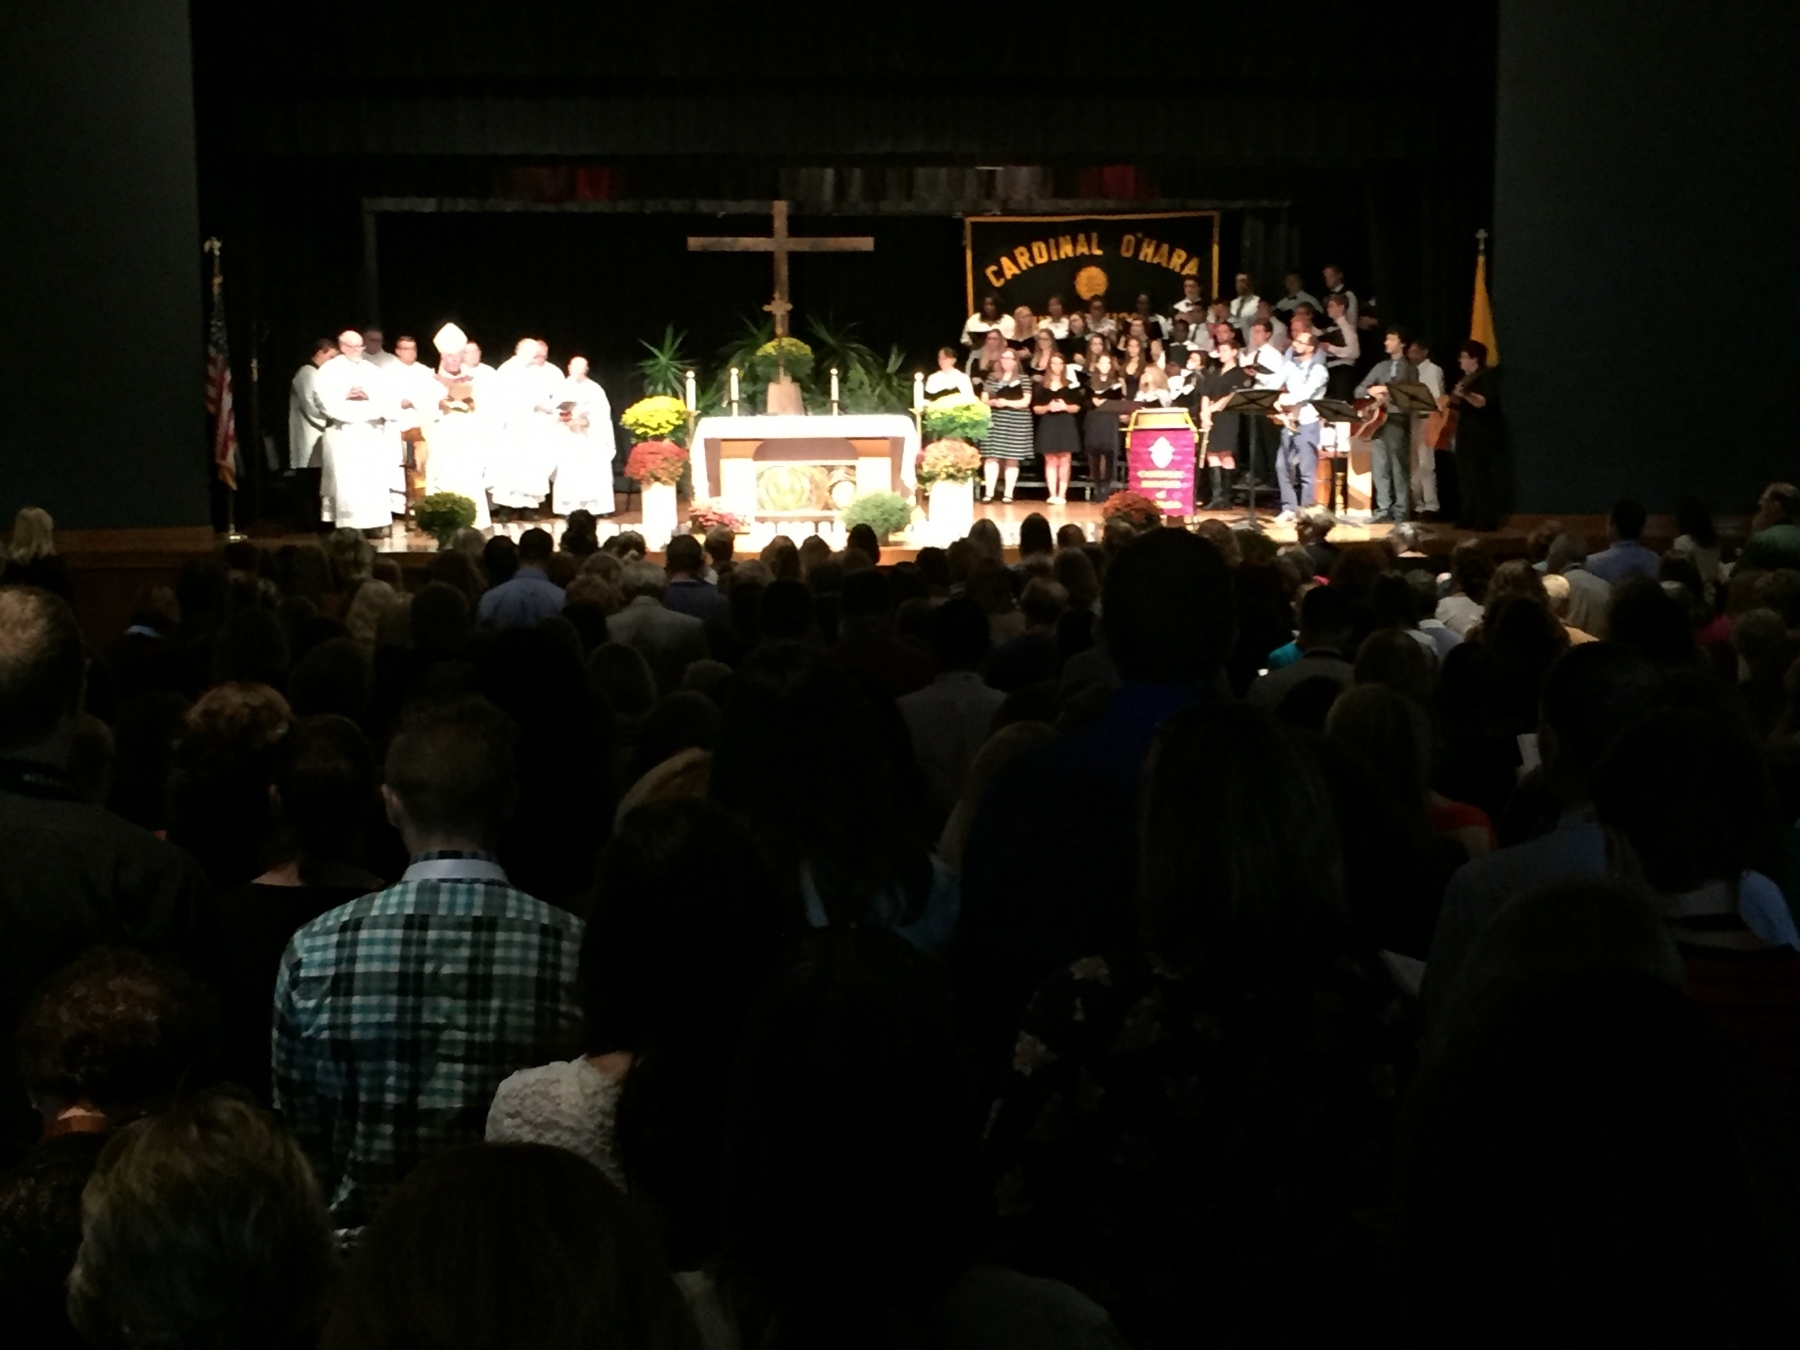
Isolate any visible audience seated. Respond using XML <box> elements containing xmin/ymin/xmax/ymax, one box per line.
<box><xmin>897</xmin><ymin>597</ymin><xmax>1006</xmax><ymax>831</ymax></box>
<box><xmin>1584</xmin><ymin>497</ymin><xmax>1659</xmax><ymax>584</ymax></box>
<box><xmin>608</xmin><ymin>560</ymin><xmax>712</xmax><ymax>696</ymax></box>
<box><xmin>477</xmin><ymin>527</ymin><xmax>564</xmax><ymax>629</ymax></box>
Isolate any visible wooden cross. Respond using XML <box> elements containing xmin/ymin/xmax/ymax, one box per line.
<box><xmin>688</xmin><ymin>201</ymin><xmax>874</xmax><ymax>338</ymax></box>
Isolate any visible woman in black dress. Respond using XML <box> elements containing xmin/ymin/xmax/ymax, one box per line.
<box><xmin>1449</xmin><ymin>340</ymin><xmax>1503</xmax><ymax>531</ymax></box>
<box><xmin>1197</xmin><ymin>333</ymin><xmax>1252</xmax><ymax>510</ymax></box>
<box><xmin>1032</xmin><ymin>354</ymin><xmax>1082</xmax><ymax>506</ymax></box>
<box><xmin>1119</xmin><ymin>334</ymin><xmax>1150</xmax><ymax>398</ymax></box>
<box><xmin>1083</xmin><ymin>350</ymin><xmax>1128</xmax><ymax>492</ymax></box>
<box><xmin>1027</xmin><ymin>328</ymin><xmax>1058</xmax><ymax>384</ymax></box>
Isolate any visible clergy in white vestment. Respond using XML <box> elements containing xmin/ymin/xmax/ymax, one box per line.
<box><xmin>550</xmin><ymin>356</ymin><xmax>616</xmax><ymax>517</ymax></box>
<box><xmin>488</xmin><ymin>338</ymin><xmax>564</xmax><ymax>510</ymax></box>
<box><xmin>390</xmin><ymin>336</ymin><xmax>446</xmax><ymax>512</ymax></box>
<box><xmin>361</xmin><ymin>327</ymin><xmax>398</xmax><ymax>369</ymax></box>
<box><xmin>423</xmin><ymin>323</ymin><xmax>491</xmax><ymax>530</ymax></box>
<box><xmin>315</xmin><ymin>330</ymin><xmax>399</xmax><ymax>531</ymax></box>
<box><xmin>287</xmin><ymin>338</ymin><xmax>336</xmax><ymax>470</ymax></box>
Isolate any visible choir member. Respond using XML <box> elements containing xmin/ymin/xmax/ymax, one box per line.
<box><xmin>961</xmin><ymin>293</ymin><xmax>1014</xmax><ymax>347</ymax></box>
<box><xmin>1032</xmin><ymin>353</ymin><xmax>1082</xmax><ymax>506</ymax></box>
<box><xmin>980</xmin><ymin>347</ymin><xmax>1034</xmax><ymax>504</ymax></box>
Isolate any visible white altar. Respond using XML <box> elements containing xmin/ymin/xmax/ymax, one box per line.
<box><xmin>689</xmin><ymin>414</ymin><xmax>919</xmax><ymax>521</ymax></box>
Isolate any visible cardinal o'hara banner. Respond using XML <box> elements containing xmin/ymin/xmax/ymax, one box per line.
<box><xmin>964</xmin><ymin>212</ymin><xmax>1221</xmax><ymax>318</ymax></box>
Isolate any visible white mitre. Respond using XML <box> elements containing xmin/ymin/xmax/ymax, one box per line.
<box><xmin>433</xmin><ymin>322</ymin><xmax>469</xmax><ymax>357</ymax></box>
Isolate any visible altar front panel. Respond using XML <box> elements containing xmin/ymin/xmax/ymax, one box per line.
<box><xmin>691</xmin><ymin>414</ymin><xmax>920</xmax><ymax>520</ymax></box>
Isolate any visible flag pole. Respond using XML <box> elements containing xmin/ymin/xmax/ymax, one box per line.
<box><xmin>204</xmin><ymin>237</ymin><xmax>245</xmax><ymax>540</ymax></box>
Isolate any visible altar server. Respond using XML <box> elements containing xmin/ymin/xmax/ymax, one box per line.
<box><xmin>550</xmin><ymin>355</ymin><xmax>616</xmax><ymax>518</ymax></box>
<box><xmin>391</xmin><ymin>335</ymin><xmax>444</xmax><ymax>510</ymax></box>
<box><xmin>287</xmin><ymin>338</ymin><xmax>335</xmax><ymax>471</ymax></box>
<box><xmin>315</xmin><ymin>330</ymin><xmax>399</xmax><ymax>532</ymax></box>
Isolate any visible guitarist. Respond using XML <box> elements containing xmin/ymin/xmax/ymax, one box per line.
<box><xmin>1273</xmin><ymin>329</ymin><xmax>1329</xmax><ymax>523</ymax></box>
<box><xmin>1355</xmin><ymin>326</ymin><xmax>1419</xmax><ymax>524</ymax></box>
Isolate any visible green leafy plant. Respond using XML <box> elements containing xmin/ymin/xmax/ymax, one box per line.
<box><xmin>841</xmin><ymin>490</ymin><xmax>913</xmax><ymax>538</ymax></box>
<box><xmin>620</xmin><ymin>396</ymin><xmax>689</xmax><ymax>445</ymax></box>
<box><xmin>915</xmin><ymin>440</ymin><xmax>982</xmax><ymax>487</ymax></box>
<box><xmin>624</xmin><ymin>439</ymin><xmax>689</xmax><ymax>487</ymax></box>
<box><xmin>922</xmin><ymin>399</ymin><xmax>991</xmax><ymax>445</ymax></box>
<box><xmin>414</xmin><ymin>492</ymin><xmax>478</xmax><ymax>547</ymax></box>
<box><xmin>636</xmin><ymin>324</ymin><xmax>693</xmax><ymax>399</ymax></box>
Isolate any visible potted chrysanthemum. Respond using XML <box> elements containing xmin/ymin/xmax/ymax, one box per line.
<box><xmin>914</xmin><ymin>440</ymin><xmax>982</xmax><ymax>540</ymax></box>
<box><xmin>624</xmin><ymin>439</ymin><xmax>688</xmax><ymax>546</ymax></box>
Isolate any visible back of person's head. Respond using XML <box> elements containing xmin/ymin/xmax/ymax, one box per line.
<box><xmin>1051</xmin><ymin>546</ymin><xmax>1100</xmax><ymax>610</ymax></box>
<box><xmin>1141</xmin><ymin>703</ymin><xmax>1346</xmax><ymax>957</ymax></box>
<box><xmin>621</xmin><ymin>560</ymin><xmax>667</xmax><ymax>601</ymax></box>
<box><xmin>1536</xmin><ymin>642</ymin><xmax>1665</xmax><ymax>789</ymax></box>
<box><xmin>1756</xmin><ymin>568</ymin><xmax>1800</xmax><ymax>628</ymax></box>
<box><xmin>1760</xmin><ymin>481</ymin><xmax>1800</xmax><ymax>526</ymax></box>
<box><xmin>588</xmin><ymin>641</ymin><xmax>659</xmax><ymax>720</ymax></box>
<box><xmin>68</xmin><ymin>1092</ymin><xmax>332</xmax><ymax>1350</ymax></box>
<box><xmin>1018</xmin><ymin>511</ymin><xmax>1054</xmax><ymax>557</ymax></box>
<box><xmin>1055</xmin><ymin>522</ymin><xmax>1087</xmax><ymax>551</ymax></box>
<box><xmin>927</xmin><ymin>597</ymin><xmax>990</xmax><ymax>671</ymax></box>
<box><xmin>0</xmin><ymin>1132</ymin><xmax>108</xmax><ymax>1349</ymax></box>
<box><xmin>1355</xmin><ymin>624</ymin><xmax>1436</xmax><ymax>702</ymax></box>
<box><xmin>272</xmin><ymin>714</ymin><xmax>375</xmax><ymax>877</ymax></box>
<box><xmin>1296</xmin><ymin>580</ymin><xmax>1354</xmax><ymax>651</ymax></box>
<box><xmin>1325</xmin><ymin>683</ymin><xmax>1432</xmax><ymax>808</ymax></box>
<box><xmin>1484</xmin><ymin>559</ymin><xmax>1548</xmax><ymax>615</ymax></box>
<box><xmin>581</xmin><ymin>549</ymin><xmax>626</xmax><ymax>585</ymax></box>
<box><xmin>611</xmin><ymin>530</ymin><xmax>648</xmax><ymax>561</ymax></box>
<box><xmin>383</xmin><ymin>696</ymin><xmax>517</xmax><ymax>847</ymax></box>
<box><xmin>1592</xmin><ymin>708</ymin><xmax>1783</xmax><ymax>894</ymax></box>
<box><xmin>844</xmin><ymin>522</ymin><xmax>881</xmax><ymax>566</ymax></box>
<box><xmin>720</xmin><ymin>930</ymin><xmax>977</xmax><ymax>1346</ymax></box>
<box><xmin>1450</xmin><ymin>538</ymin><xmax>1494</xmax><ymax>601</ymax></box>
<box><xmin>961</xmin><ymin>558</ymin><xmax>1015</xmax><ymax>616</ymax></box>
<box><xmin>516</xmin><ymin>527</ymin><xmax>554</xmax><ymax>566</ymax></box>
<box><xmin>426</xmin><ymin>549</ymin><xmax>485</xmax><ymax>604</ymax></box>
<box><xmin>1390</xmin><ymin>521</ymin><xmax>1424</xmax><ymax>554</ymax></box>
<box><xmin>758</xmin><ymin>579</ymin><xmax>814</xmax><ymax>642</ymax></box>
<box><xmin>629</xmin><ymin>691</ymin><xmax>722</xmax><ymax>786</ymax></box>
<box><xmin>1607</xmin><ymin>576</ymin><xmax>1699</xmax><ymax>665</ymax></box>
<box><xmin>584</xmin><ymin>800</ymin><xmax>791</xmax><ymax>1260</ymax></box>
<box><xmin>1403</xmin><ymin>968</ymin><xmax>1788</xmax><ymax>1350</ymax></box>
<box><xmin>838</xmin><ymin>567</ymin><xmax>891</xmax><ymax>623</ymax></box>
<box><xmin>0</xmin><ymin>586</ymin><xmax>84</xmax><ymax>753</ymax></box>
<box><xmin>7</xmin><ymin>506</ymin><xmax>58</xmax><ymax>562</ymax></box>
<box><xmin>343</xmin><ymin>579</ymin><xmax>401</xmax><ymax>646</ymax></box>
<box><xmin>761</xmin><ymin>536</ymin><xmax>801</xmax><ymax>581</ymax></box>
<box><xmin>174</xmin><ymin>682</ymin><xmax>293</xmax><ymax>778</ymax></box>
<box><xmin>1297</xmin><ymin>505</ymin><xmax>1335</xmax><ymax>545</ymax></box>
<box><xmin>664</xmin><ymin>534</ymin><xmax>705</xmax><ymax>578</ymax></box>
<box><xmin>1101</xmin><ymin>530</ymin><xmax>1236</xmax><ymax>682</ymax></box>
<box><xmin>1017</xmin><ymin>576</ymin><xmax>1068</xmax><ymax>629</ymax></box>
<box><xmin>1610</xmin><ymin>497</ymin><xmax>1647</xmax><ymax>541</ymax></box>
<box><xmin>16</xmin><ymin>948</ymin><xmax>217</xmax><ymax>1126</ymax></box>
<box><xmin>704</xmin><ymin>526</ymin><xmax>735</xmax><ymax>566</ymax></box>
<box><xmin>210</xmin><ymin>607</ymin><xmax>289</xmax><ymax>688</ymax></box>
<box><xmin>409</xmin><ymin>581</ymin><xmax>473</xmax><ymax>653</ymax></box>
<box><xmin>324</xmin><ymin>1143</ymin><xmax>698</xmax><ymax>1350</ymax></box>
<box><xmin>284</xmin><ymin>637</ymin><xmax>373</xmax><ymax>722</ymax></box>
<box><xmin>324</xmin><ymin>527</ymin><xmax>374</xmax><ymax>591</ymax></box>
<box><xmin>967</xmin><ymin>516</ymin><xmax>1004</xmax><ymax>565</ymax></box>
<box><xmin>1369</xmin><ymin>570</ymin><xmax>1420</xmax><ymax>630</ymax></box>
<box><xmin>481</xmin><ymin>534</ymin><xmax>519</xmax><ymax>587</ymax></box>
<box><xmin>1545</xmin><ymin>531</ymin><xmax>1589</xmax><ymax>575</ymax></box>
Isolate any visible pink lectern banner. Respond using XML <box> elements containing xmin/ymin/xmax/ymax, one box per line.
<box><xmin>1127</xmin><ymin>421</ymin><xmax>1196</xmax><ymax>516</ymax></box>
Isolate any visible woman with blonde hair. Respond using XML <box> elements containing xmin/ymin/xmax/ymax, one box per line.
<box><xmin>2</xmin><ymin>506</ymin><xmax>70</xmax><ymax>596</ymax></box>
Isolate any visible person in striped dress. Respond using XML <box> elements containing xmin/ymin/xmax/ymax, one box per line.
<box><xmin>981</xmin><ymin>346</ymin><xmax>1034</xmax><ymax>504</ymax></box>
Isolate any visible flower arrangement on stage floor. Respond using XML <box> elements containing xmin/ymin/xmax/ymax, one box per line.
<box><xmin>624</xmin><ymin>439</ymin><xmax>689</xmax><ymax>487</ymax></box>
<box><xmin>915</xmin><ymin>440</ymin><xmax>982</xmax><ymax>487</ymax></box>
<box><xmin>1102</xmin><ymin>490</ymin><xmax>1164</xmax><ymax>530</ymax></box>
<box><xmin>621</xmin><ymin>395</ymin><xmax>689</xmax><ymax>446</ymax></box>
<box><xmin>840</xmin><ymin>490</ymin><xmax>914</xmax><ymax>540</ymax></box>
<box><xmin>414</xmin><ymin>491</ymin><xmax>478</xmax><ymax>547</ymax></box>
<box><xmin>688</xmin><ymin>500</ymin><xmax>745</xmax><ymax>534</ymax></box>
<box><xmin>921</xmin><ymin>398</ymin><xmax>991</xmax><ymax>446</ymax></box>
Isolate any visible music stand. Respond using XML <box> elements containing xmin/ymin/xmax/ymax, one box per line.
<box><xmin>1219</xmin><ymin>387</ymin><xmax>1281</xmax><ymax>531</ymax></box>
<box><xmin>1383</xmin><ymin>380</ymin><xmax>1439</xmax><ymax>416</ymax></box>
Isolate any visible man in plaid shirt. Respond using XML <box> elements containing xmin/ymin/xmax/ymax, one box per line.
<box><xmin>272</xmin><ymin>697</ymin><xmax>583</xmax><ymax>1229</ymax></box>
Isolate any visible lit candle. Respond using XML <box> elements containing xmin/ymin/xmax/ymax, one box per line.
<box><xmin>685</xmin><ymin>368</ymin><xmax>697</xmax><ymax>411</ymax></box>
<box><xmin>830</xmin><ymin>367</ymin><xmax>840</xmax><ymax>406</ymax></box>
<box><xmin>913</xmin><ymin>371</ymin><xmax>925</xmax><ymax>411</ymax></box>
<box><xmin>729</xmin><ymin>366</ymin><xmax>740</xmax><ymax>405</ymax></box>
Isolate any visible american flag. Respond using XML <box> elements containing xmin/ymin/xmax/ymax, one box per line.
<box><xmin>205</xmin><ymin>275</ymin><xmax>238</xmax><ymax>489</ymax></box>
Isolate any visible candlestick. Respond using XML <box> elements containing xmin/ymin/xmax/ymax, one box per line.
<box><xmin>830</xmin><ymin>367</ymin><xmax>840</xmax><ymax>410</ymax></box>
<box><xmin>729</xmin><ymin>366</ymin><xmax>740</xmax><ymax>411</ymax></box>
<box><xmin>684</xmin><ymin>368</ymin><xmax>697</xmax><ymax>411</ymax></box>
<box><xmin>913</xmin><ymin>371</ymin><xmax>925</xmax><ymax>412</ymax></box>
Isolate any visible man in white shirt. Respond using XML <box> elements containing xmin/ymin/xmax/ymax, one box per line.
<box><xmin>1273</xmin><ymin>272</ymin><xmax>1322</xmax><ymax>321</ymax></box>
<box><xmin>1320</xmin><ymin>266</ymin><xmax>1358</xmax><ymax>330</ymax></box>
<box><xmin>361</xmin><ymin>327</ymin><xmax>398</xmax><ymax>369</ymax></box>
<box><xmin>1407</xmin><ymin>339</ymin><xmax>1444</xmax><ymax>516</ymax></box>
<box><xmin>1254</xmin><ymin>300</ymin><xmax>1290</xmax><ymax>353</ymax></box>
<box><xmin>1171</xmin><ymin>276</ymin><xmax>1208</xmax><ymax>330</ymax></box>
<box><xmin>1272</xmin><ymin>329</ymin><xmax>1329</xmax><ymax>522</ymax></box>
<box><xmin>315</xmin><ymin>330</ymin><xmax>398</xmax><ymax>533</ymax></box>
<box><xmin>287</xmin><ymin>338</ymin><xmax>335</xmax><ymax>472</ymax></box>
<box><xmin>1243</xmin><ymin>320</ymin><xmax>1287</xmax><ymax>390</ymax></box>
<box><xmin>1227</xmin><ymin>272</ymin><xmax>1260</xmax><ymax>343</ymax></box>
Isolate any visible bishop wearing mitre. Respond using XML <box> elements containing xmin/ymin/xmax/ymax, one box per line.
<box><xmin>424</xmin><ymin>322</ymin><xmax>491</xmax><ymax>531</ymax></box>
<box><xmin>314</xmin><ymin>329</ymin><xmax>399</xmax><ymax>532</ymax></box>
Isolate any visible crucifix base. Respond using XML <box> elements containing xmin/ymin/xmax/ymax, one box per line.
<box><xmin>766</xmin><ymin>376</ymin><xmax>805</xmax><ymax>417</ymax></box>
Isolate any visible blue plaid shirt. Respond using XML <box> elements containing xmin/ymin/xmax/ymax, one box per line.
<box><xmin>271</xmin><ymin>852</ymin><xmax>584</xmax><ymax>1228</ymax></box>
